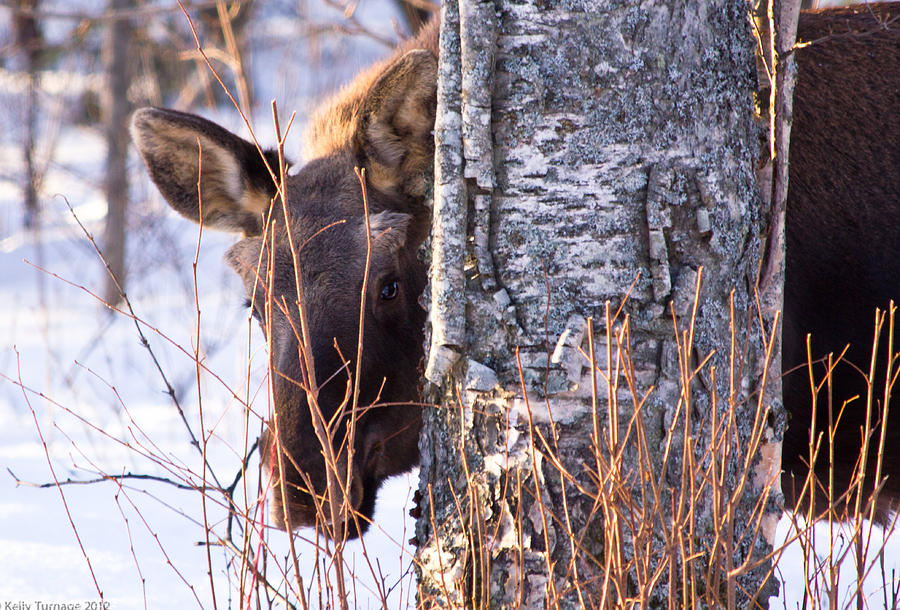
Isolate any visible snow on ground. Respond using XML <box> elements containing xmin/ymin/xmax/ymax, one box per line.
<box><xmin>773</xmin><ymin>516</ymin><xmax>900</xmax><ymax>609</ymax></box>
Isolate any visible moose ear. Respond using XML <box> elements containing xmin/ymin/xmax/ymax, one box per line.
<box><xmin>356</xmin><ymin>50</ymin><xmax>438</xmax><ymax>197</ymax></box>
<box><xmin>131</xmin><ymin>107</ymin><xmax>282</xmax><ymax>235</ymax></box>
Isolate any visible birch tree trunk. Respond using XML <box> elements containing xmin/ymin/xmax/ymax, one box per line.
<box><xmin>416</xmin><ymin>0</ymin><xmax>785</xmax><ymax>607</ymax></box>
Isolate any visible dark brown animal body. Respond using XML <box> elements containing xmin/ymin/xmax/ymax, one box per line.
<box><xmin>132</xmin><ymin>4</ymin><xmax>899</xmax><ymax>538</ymax></box>
<box><xmin>783</xmin><ymin>3</ymin><xmax>900</xmax><ymax>518</ymax></box>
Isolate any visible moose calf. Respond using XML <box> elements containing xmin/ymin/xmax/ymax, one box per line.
<box><xmin>131</xmin><ymin>5</ymin><xmax>899</xmax><ymax>537</ymax></box>
<box><xmin>132</xmin><ymin>21</ymin><xmax>438</xmax><ymax>538</ymax></box>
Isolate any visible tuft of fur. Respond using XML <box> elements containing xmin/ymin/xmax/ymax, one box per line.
<box><xmin>368</xmin><ymin>211</ymin><xmax>411</xmax><ymax>254</ymax></box>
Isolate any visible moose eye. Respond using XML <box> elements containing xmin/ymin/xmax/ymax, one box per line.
<box><xmin>380</xmin><ymin>279</ymin><xmax>399</xmax><ymax>301</ymax></box>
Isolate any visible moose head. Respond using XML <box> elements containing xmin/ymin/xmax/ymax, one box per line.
<box><xmin>130</xmin><ymin>31</ymin><xmax>438</xmax><ymax>538</ymax></box>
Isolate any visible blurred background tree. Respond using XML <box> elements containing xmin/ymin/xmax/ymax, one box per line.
<box><xmin>10</xmin><ymin>0</ymin><xmax>43</xmax><ymax>229</ymax></box>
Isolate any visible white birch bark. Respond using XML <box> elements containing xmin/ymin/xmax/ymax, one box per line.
<box><xmin>417</xmin><ymin>1</ymin><xmax>783</xmax><ymax>606</ymax></box>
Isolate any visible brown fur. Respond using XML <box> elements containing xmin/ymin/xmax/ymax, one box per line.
<box><xmin>783</xmin><ymin>2</ymin><xmax>900</xmax><ymax>520</ymax></box>
<box><xmin>131</xmin><ymin>21</ymin><xmax>438</xmax><ymax>538</ymax></box>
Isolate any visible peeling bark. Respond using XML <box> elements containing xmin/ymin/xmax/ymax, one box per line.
<box><xmin>417</xmin><ymin>1</ymin><xmax>782</xmax><ymax>607</ymax></box>
<box><xmin>754</xmin><ymin>0</ymin><xmax>800</xmax><ymax>551</ymax></box>
<box><xmin>425</xmin><ymin>0</ymin><xmax>467</xmax><ymax>384</ymax></box>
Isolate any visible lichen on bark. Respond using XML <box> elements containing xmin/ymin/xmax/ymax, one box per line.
<box><xmin>416</xmin><ymin>1</ymin><xmax>781</xmax><ymax>606</ymax></box>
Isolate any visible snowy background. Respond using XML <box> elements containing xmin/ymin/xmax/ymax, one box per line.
<box><xmin>1</xmin><ymin>1</ymin><xmax>419</xmax><ymax>608</ymax></box>
<box><xmin>0</xmin><ymin>1</ymin><xmax>897</xmax><ymax>609</ymax></box>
